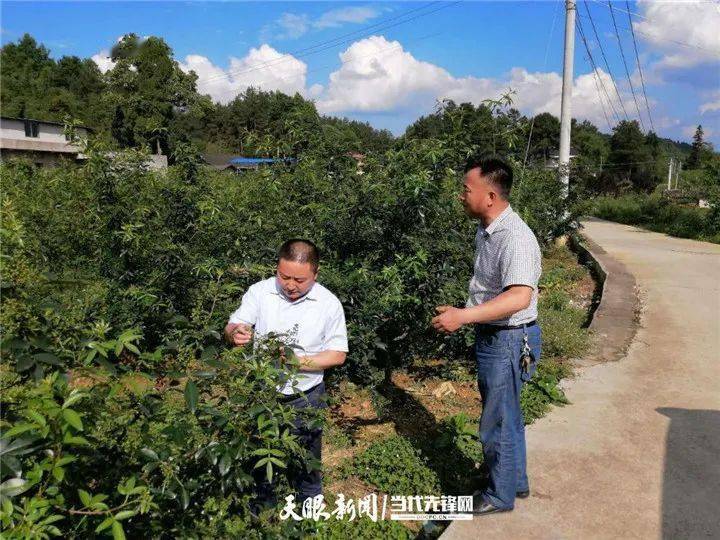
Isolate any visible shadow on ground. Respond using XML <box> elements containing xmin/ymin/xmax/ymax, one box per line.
<box><xmin>337</xmin><ymin>380</ymin><xmax>482</xmax><ymax>496</ymax></box>
<box><xmin>656</xmin><ymin>407</ymin><xmax>720</xmax><ymax>539</ymax></box>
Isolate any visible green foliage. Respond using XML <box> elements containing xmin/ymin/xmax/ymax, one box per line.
<box><xmin>520</xmin><ymin>358</ymin><xmax>571</xmax><ymax>424</ymax></box>
<box><xmin>0</xmin><ymin>34</ymin><xmax>105</xmax><ymax>126</ymax></box>
<box><xmin>0</xmin><ymin>372</ymin><xmax>153</xmax><ymax>539</ymax></box>
<box><xmin>512</xmin><ymin>166</ymin><xmax>576</xmax><ymax>244</ymax></box>
<box><xmin>435</xmin><ymin>413</ymin><xmax>482</xmax><ymax>465</ymax></box>
<box><xmin>0</xmin><ymin>36</ymin><xmax>594</xmax><ymax>536</ymax></box>
<box><xmin>591</xmin><ymin>194</ymin><xmax>720</xmax><ymax>244</ymax></box>
<box><xmin>686</xmin><ymin>125</ymin><xmax>717</xmax><ymax>171</ymax></box>
<box><xmin>316</xmin><ymin>517</ymin><xmax>412</xmax><ymax>539</ymax></box>
<box><xmin>538</xmin><ymin>291</ymin><xmax>589</xmax><ymax>359</ymax></box>
<box><xmin>527</xmin><ymin>112</ymin><xmax>561</xmax><ymax>163</ymax></box>
<box><xmin>352</xmin><ymin>436</ymin><xmax>440</xmax><ymax>495</ymax></box>
<box><xmin>431</xmin><ymin>413</ymin><xmax>483</xmax><ymax>492</ymax></box>
<box><xmin>104</xmin><ymin>34</ymin><xmax>200</xmax><ymax>154</ymax></box>
<box><xmin>604</xmin><ymin>121</ymin><xmax>660</xmax><ymax>193</ymax></box>
<box><xmin>0</xmin><ymin>338</ymin><xmax>321</xmax><ymax>538</ymax></box>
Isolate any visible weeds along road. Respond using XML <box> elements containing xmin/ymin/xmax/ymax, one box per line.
<box><xmin>443</xmin><ymin>218</ymin><xmax>720</xmax><ymax>540</ymax></box>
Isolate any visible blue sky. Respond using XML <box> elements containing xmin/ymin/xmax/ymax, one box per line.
<box><xmin>2</xmin><ymin>1</ymin><xmax>719</xmax><ymax>144</ymax></box>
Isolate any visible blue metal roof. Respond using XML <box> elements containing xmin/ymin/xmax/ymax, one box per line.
<box><xmin>229</xmin><ymin>157</ymin><xmax>295</xmax><ymax>165</ymax></box>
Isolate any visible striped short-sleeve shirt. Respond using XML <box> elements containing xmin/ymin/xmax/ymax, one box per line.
<box><xmin>466</xmin><ymin>205</ymin><xmax>542</xmax><ymax>326</ymax></box>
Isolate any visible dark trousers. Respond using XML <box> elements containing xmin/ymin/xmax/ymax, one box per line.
<box><xmin>253</xmin><ymin>382</ymin><xmax>326</xmax><ymax>508</ymax></box>
<box><xmin>475</xmin><ymin>323</ymin><xmax>542</xmax><ymax>510</ymax></box>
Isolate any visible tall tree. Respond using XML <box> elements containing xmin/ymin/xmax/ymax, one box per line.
<box><xmin>0</xmin><ymin>34</ymin><xmax>55</xmax><ymax>119</ymax></box>
<box><xmin>527</xmin><ymin>112</ymin><xmax>561</xmax><ymax>164</ymax></box>
<box><xmin>686</xmin><ymin>125</ymin><xmax>706</xmax><ymax>169</ymax></box>
<box><xmin>605</xmin><ymin>120</ymin><xmax>657</xmax><ymax>192</ymax></box>
<box><xmin>0</xmin><ymin>34</ymin><xmax>105</xmax><ymax>125</ymax></box>
<box><xmin>103</xmin><ymin>34</ymin><xmax>198</xmax><ymax>153</ymax></box>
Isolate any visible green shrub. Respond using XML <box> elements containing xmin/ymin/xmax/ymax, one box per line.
<box><xmin>352</xmin><ymin>437</ymin><xmax>440</xmax><ymax>495</ymax></box>
<box><xmin>317</xmin><ymin>517</ymin><xmax>412</xmax><ymax>540</ymax></box>
<box><xmin>541</xmin><ymin>289</ymin><xmax>572</xmax><ymax>312</ymax></box>
<box><xmin>431</xmin><ymin>413</ymin><xmax>483</xmax><ymax>493</ymax></box>
<box><xmin>590</xmin><ymin>194</ymin><xmax>719</xmax><ymax>243</ymax></box>
<box><xmin>539</xmin><ymin>297</ymin><xmax>589</xmax><ymax>359</ymax></box>
<box><xmin>435</xmin><ymin>413</ymin><xmax>482</xmax><ymax>465</ymax></box>
<box><xmin>0</xmin><ymin>338</ymin><xmax>322</xmax><ymax>538</ymax></box>
<box><xmin>0</xmin><ymin>120</ymin><xmax>581</xmax><ymax>537</ymax></box>
<box><xmin>513</xmin><ymin>167</ymin><xmax>575</xmax><ymax>244</ymax></box>
<box><xmin>521</xmin><ymin>358</ymin><xmax>571</xmax><ymax>424</ymax></box>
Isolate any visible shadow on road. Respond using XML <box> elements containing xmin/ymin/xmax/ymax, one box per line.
<box><xmin>656</xmin><ymin>407</ymin><xmax>720</xmax><ymax>539</ymax></box>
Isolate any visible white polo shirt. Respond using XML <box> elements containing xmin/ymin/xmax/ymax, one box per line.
<box><xmin>228</xmin><ymin>277</ymin><xmax>349</xmax><ymax>395</ymax></box>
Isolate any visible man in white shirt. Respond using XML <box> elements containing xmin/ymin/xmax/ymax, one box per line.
<box><xmin>224</xmin><ymin>239</ymin><xmax>348</xmax><ymax>507</ymax></box>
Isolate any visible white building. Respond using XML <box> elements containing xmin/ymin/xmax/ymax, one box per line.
<box><xmin>0</xmin><ymin>116</ymin><xmax>168</xmax><ymax>170</ymax></box>
<box><xmin>0</xmin><ymin>116</ymin><xmax>90</xmax><ymax>167</ymax></box>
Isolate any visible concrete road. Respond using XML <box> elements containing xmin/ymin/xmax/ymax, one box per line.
<box><xmin>442</xmin><ymin>219</ymin><xmax>720</xmax><ymax>540</ymax></box>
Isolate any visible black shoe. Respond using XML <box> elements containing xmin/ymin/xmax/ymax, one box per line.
<box><xmin>471</xmin><ymin>493</ymin><xmax>512</xmax><ymax>516</ymax></box>
<box><xmin>476</xmin><ymin>478</ymin><xmax>530</xmax><ymax>500</ymax></box>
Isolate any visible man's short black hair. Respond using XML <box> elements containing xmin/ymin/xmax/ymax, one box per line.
<box><xmin>277</xmin><ymin>239</ymin><xmax>320</xmax><ymax>271</ymax></box>
<box><xmin>464</xmin><ymin>156</ymin><xmax>513</xmax><ymax>200</ymax></box>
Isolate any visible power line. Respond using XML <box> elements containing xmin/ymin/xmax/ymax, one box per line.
<box><xmin>197</xmin><ymin>2</ymin><xmax>459</xmax><ymax>87</ymax></box>
<box><xmin>625</xmin><ymin>0</ymin><xmax>655</xmax><ymax>132</ymax></box>
<box><xmin>582</xmin><ymin>0</ymin><xmax>628</xmax><ymax>120</ymax></box>
<box><xmin>576</xmin><ymin>13</ymin><xmax>619</xmax><ymax>127</ymax></box>
<box><xmin>588</xmin><ymin>60</ymin><xmax>614</xmax><ymax>131</ymax></box>
<box><xmin>198</xmin><ymin>1</ymin><xmax>442</xmax><ymax>85</ymax></box>
<box><xmin>202</xmin><ymin>29</ymin><xmax>448</xmax><ymax>103</ymax></box>
<box><xmin>591</xmin><ymin>160</ymin><xmax>664</xmax><ymax>170</ymax></box>
<box><xmin>607</xmin><ymin>0</ymin><xmax>645</xmax><ymax>130</ymax></box>
<box><xmin>585</xmin><ymin>0</ymin><xmax>720</xmax><ymax>55</ymax></box>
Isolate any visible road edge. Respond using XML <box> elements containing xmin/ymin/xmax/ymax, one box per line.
<box><xmin>569</xmin><ymin>218</ymin><xmax>639</xmax><ymax>367</ymax></box>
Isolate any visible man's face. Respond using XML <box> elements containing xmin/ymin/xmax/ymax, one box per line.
<box><xmin>460</xmin><ymin>167</ymin><xmax>495</xmax><ymax>219</ymax></box>
<box><xmin>276</xmin><ymin>258</ymin><xmax>317</xmax><ymax>301</ymax></box>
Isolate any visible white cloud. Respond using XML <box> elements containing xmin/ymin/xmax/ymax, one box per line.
<box><xmin>265</xmin><ymin>6</ymin><xmax>382</xmax><ymax>41</ymax></box>
<box><xmin>315</xmin><ymin>36</ymin><xmax>648</xmax><ymax>131</ymax></box>
<box><xmin>91</xmin><ymin>49</ymin><xmax>115</xmax><ymax>73</ymax></box>
<box><xmin>634</xmin><ymin>0</ymin><xmax>720</xmax><ymax>69</ymax></box>
<box><xmin>314</xmin><ymin>6</ymin><xmax>381</xmax><ymax>29</ymax></box>
<box><xmin>179</xmin><ymin>45</ymin><xmax>312</xmax><ymax>104</ymax></box>
<box><xmin>317</xmin><ymin>36</ymin><xmax>453</xmax><ymax>113</ymax></box>
<box><xmin>700</xmin><ymin>90</ymin><xmax>720</xmax><ymax>114</ymax></box>
<box><xmin>655</xmin><ymin>116</ymin><xmax>681</xmax><ymax>131</ymax></box>
<box><xmin>277</xmin><ymin>13</ymin><xmax>310</xmax><ymax>40</ymax></box>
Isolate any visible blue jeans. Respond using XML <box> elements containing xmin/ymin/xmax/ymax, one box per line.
<box><xmin>475</xmin><ymin>323</ymin><xmax>542</xmax><ymax>510</ymax></box>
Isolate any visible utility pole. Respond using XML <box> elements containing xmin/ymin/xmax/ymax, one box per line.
<box><xmin>559</xmin><ymin>0</ymin><xmax>576</xmax><ymax>197</ymax></box>
<box><xmin>667</xmin><ymin>157</ymin><xmax>674</xmax><ymax>190</ymax></box>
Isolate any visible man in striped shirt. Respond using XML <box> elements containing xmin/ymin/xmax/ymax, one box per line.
<box><xmin>432</xmin><ymin>156</ymin><xmax>542</xmax><ymax>516</ymax></box>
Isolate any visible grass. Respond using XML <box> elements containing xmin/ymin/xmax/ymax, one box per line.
<box><xmin>349</xmin><ymin>436</ymin><xmax>441</xmax><ymax>495</ymax></box>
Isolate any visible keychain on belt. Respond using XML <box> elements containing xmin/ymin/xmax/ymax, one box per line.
<box><xmin>520</xmin><ymin>330</ymin><xmax>533</xmax><ymax>374</ymax></box>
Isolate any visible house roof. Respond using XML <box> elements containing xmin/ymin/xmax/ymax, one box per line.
<box><xmin>0</xmin><ymin>116</ymin><xmax>92</xmax><ymax>131</ymax></box>
<box><xmin>0</xmin><ymin>138</ymin><xmax>81</xmax><ymax>154</ymax></box>
<box><xmin>201</xmin><ymin>154</ymin><xmax>297</xmax><ymax>170</ymax></box>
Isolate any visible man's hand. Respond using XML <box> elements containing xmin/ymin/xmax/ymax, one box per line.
<box><xmin>225</xmin><ymin>323</ymin><xmax>253</xmax><ymax>347</ymax></box>
<box><xmin>431</xmin><ymin>305</ymin><xmax>466</xmax><ymax>333</ymax></box>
